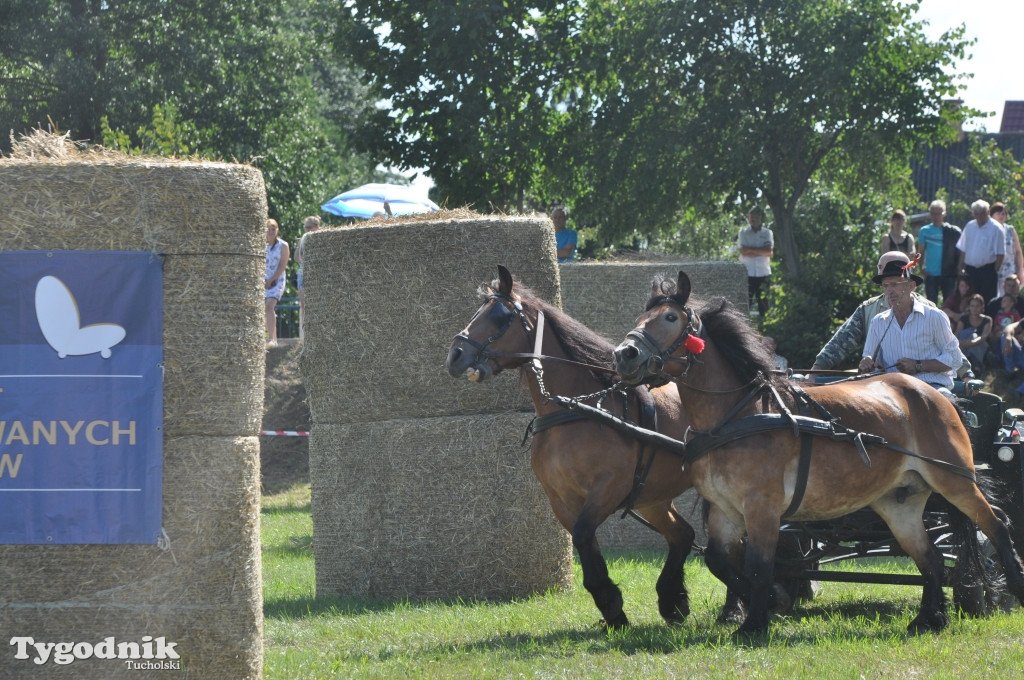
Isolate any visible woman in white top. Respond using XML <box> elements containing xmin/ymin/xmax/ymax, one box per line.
<box><xmin>265</xmin><ymin>218</ymin><xmax>290</xmax><ymax>347</ymax></box>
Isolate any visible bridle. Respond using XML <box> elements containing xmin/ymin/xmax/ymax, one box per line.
<box><xmin>452</xmin><ymin>289</ymin><xmax>619</xmax><ymax>377</ymax></box>
<box><xmin>623</xmin><ymin>297</ymin><xmax>704</xmax><ymax>382</ymax></box>
<box><xmin>453</xmin><ymin>288</ymin><xmax>534</xmax><ymax>361</ymax></box>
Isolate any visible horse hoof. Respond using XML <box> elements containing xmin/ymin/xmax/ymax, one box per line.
<box><xmin>732</xmin><ymin>622</ymin><xmax>769</xmax><ymax>642</ymax></box>
<box><xmin>907</xmin><ymin>611</ymin><xmax>948</xmax><ymax>635</ymax></box>
<box><xmin>716</xmin><ymin>603</ymin><xmax>746</xmax><ymax>625</ymax></box>
<box><xmin>600</xmin><ymin>612</ymin><xmax>630</xmax><ymax>630</ymax></box>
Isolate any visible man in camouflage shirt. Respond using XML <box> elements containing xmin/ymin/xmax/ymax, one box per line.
<box><xmin>813</xmin><ymin>252</ymin><xmax>972</xmax><ymax>377</ymax></box>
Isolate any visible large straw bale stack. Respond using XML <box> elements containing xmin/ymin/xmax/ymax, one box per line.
<box><xmin>301</xmin><ymin>215</ymin><xmax>572</xmax><ymax>600</ymax></box>
<box><xmin>310</xmin><ymin>414</ymin><xmax>573</xmax><ymax>600</ymax></box>
<box><xmin>0</xmin><ymin>134</ymin><xmax>264</xmax><ymax>679</ymax></box>
<box><xmin>559</xmin><ymin>261</ymin><xmax>745</xmax><ymax>552</ymax></box>
<box><xmin>299</xmin><ymin>215</ymin><xmax>559</xmax><ymax>422</ymax></box>
<box><xmin>559</xmin><ymin>261</ymin><xmax>748</xmax><ymax>341</ymax></box>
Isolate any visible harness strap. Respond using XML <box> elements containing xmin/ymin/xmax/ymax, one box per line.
<box><xmin>782</xmin><ymin>433</ymin><xmax>814</xmax><ymax>519</ymax></box>
<box><xmin>524</xmin><ymin>410</ymin><xmax>591</xmax><ymax>444</ymax></box>
<box><xmin>684</xmin><ymin>413</ymin><xmax>976</xmax><ymax>482</ymax></box>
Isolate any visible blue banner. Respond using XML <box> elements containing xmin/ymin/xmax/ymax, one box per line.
<box><xmin>0</xmin><ymin>252</ymin><xmax>163</xmax><ymax>544</ymax></box>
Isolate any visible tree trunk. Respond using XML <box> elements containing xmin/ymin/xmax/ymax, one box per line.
<box><xmin>765</xmin><ymin>199</ymin><xmax>801</xmax><ymax>279</ymax></box>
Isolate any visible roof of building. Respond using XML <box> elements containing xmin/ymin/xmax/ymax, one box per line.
<box><xmin>1000</xmin><ymin>101</ymin><xmax>1024</xmax><ymax>133</ymax></box>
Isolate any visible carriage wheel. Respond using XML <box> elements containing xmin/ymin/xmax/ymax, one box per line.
<box><xmin>952</xmin><ymin>534</ymin><xmax>1013</xmax><ymax>616</ymax></box>
<box><xmin>775</xmin><ymin>531</ymin><xmax>820</xmax><ymax>608</ymax></box>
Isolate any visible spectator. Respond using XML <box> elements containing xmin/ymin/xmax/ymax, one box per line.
<box><xmin>881</xmin><ymin>209</ymin><xmax>914</xmax><ymax>255</ymax></box>
<box><xmin>991</xmin><ymin>202</ymin><xmax>1024</xmax><ymax>297</ymax></box>
<box><xmin>994</xmin><ymin>294</ymin><xmax>1022</xmax><ymax>331</ymax></box>
<box><xmin>859</xmin><ymin>257</ymin><xmax>961</xmax><ymax>396</ymax></box>
<box><xmin>986</xmin><ymin>274</ymin><xmax>1024</xmax><ymax>319</ymax></box>
<box><xmin>1000</xmin><ymin>318</ymin><xmax>1024</xmax><ymax>390</ymax></box>
<box><xmin>738</xmin><ymin>205</ymin><xmax>774</xmax><ymax>316</ymax></box>
<box><xmin>551</xmin><ymin>207</ymin><xmax>577</xmax><ymax>263</ymax></box>
<box><xmin>916</xmin><ymin>200</ymin><xmax>961</xmax><ymax>304</ymax></box>
<box><xmin>954</xmin><ymin>293</ymin><xmax>992</xmax><ymax>372</ymax></box>
<box><xmin>956</xmin><ymin>199</ymin><xmax>1004</xmax><ymax>303</ymax></box>
<box><xmin>813</xmin><ymin>251</ymin><xmax>972</xmax><ymax>380</ymax></box>
<box><xmin>265</xmin><ymin>218</ymin><xmax>290</xmax><ymax>348</ymax></box>
<box><xmin>295</xmin><ymin>215</ymin><xmax>321</xmax><ymax>339</ymax></box>
<box><xmin>941</xmin><ymin>275</ymin><xmax>973</xmax><ymax>327</ymax></box>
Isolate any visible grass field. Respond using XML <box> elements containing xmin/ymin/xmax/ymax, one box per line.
<box><xmin>262</xmin><ymin>483</ymin><xmax>1024</xmax><ymax>679</ymax></box>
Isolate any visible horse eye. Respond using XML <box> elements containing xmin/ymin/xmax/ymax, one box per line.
<box><xmin>665</xmin><ymin>312</ymin><xmax>678</xmax><ymax>323</ymax></box>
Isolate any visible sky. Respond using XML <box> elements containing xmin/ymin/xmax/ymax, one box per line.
<box><xmin>909</xmin><ymin>0</ymin><xmax>1024</xmax><ymax>131</ymax></box>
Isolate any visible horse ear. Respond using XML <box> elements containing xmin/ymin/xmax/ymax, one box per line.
<box><xmin>497</xmin><ymin>265</ymin><xmax>514</xmax><ymax>295</ymax></box>
<box><xmin>675</xmin><ymin>271</ymin><xmax>692</xmax><ymax>305</ymax></box>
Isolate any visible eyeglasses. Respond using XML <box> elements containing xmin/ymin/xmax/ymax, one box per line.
<box><xmin>880</xmin><ymin>281</ymin><xmax>909</xmax><ymax>291</ymax></box>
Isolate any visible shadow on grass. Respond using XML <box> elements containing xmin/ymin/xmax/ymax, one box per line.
<box><xmin>263</xmin><ymin>533</ymin><xmax>313</xmax><ymax>558</ymax></box>
<box><xmin>262</xmin><ymin>502</ymin><xmax>312</xmax><ymax>516</ymax></box>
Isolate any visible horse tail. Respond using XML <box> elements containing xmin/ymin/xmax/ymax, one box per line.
<box><xmin>944</xmin><ymin>475</ymin><xmax>1004</xmax><ymax>601</ymax></box>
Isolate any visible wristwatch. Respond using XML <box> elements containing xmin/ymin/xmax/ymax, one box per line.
<box><xmin>915</xmin><ymin>360</ymin><xmax>923</xmax><ymax>373</ymax></box>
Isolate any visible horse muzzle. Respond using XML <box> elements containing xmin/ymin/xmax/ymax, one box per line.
<box><xmin>446</xmin><ymin>338</ymin><xmax>497</xmax><ymax>382</ymax></box>
<box><xmin>613</xmin><ymin>340</ymin><xmax>660</xmax><ymax>385</ymax></box>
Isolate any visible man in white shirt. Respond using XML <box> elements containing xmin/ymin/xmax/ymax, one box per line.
<box><xmin>956</xmin><ymin>199</ymin><xmax>1005</xmax><ymax>303</ymax></box>
<box><xmin>738</xmin><ymin>206</ymin><xmax>774</xmax><ymax>316</ymax></box>
<box><xmin>859</xmin><ymin>256</ymin><xmax>961</xmax><ymax>396</ymax></box>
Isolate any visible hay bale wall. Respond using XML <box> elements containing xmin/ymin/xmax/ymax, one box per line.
<box><xmin>0</xmin><ymin>152</ymin><xmax>265</xmax><ymax>679</ymax></box>
<box><xmin>559</xmin><ymin>261</ymin><xmax>749</xmax><ymax>342</ymax></box>
<box><xmin>559</xmin><ymin>261</ymin><xmax>747</xmax><ymax>551</ymax></box>
<box><xmin>301</xmin><ymin>216</ymin><xmax>573</xmax><ymax>600</ymax></box>
<box><xmin>311</xmin><ymin>415</ymin><xmax>573</xmax><ymax>599</ymax></box>
<box><xmin>300</xmin><ymin>216</ymin><xmax>560</xmax><ymax>423</ymax></box>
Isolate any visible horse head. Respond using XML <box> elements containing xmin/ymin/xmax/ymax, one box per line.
<box><xmin>446</xmin><ymin>264</ymin><xmax>535</xmax><ymax>382</ymax></box>
<box><xmin>614</xmin><ymin>271</ymin><xmax>703</xmax><ymax>385</ymax></box>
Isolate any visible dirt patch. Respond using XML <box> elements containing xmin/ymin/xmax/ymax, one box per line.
<box><xmin>261</xmin><ymin>339</ymin><xmax>310</xmax><ymax>494</ymax></box>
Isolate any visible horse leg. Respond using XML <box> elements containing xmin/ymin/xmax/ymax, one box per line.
<box><xmin>873</xmin><ymin>491</ymin><xmax>948</xmax><ymax>633</ymax></box>
<box><xmin>735</xmin><ymin>510</ymin><xmax>783</xmax><ymax>636</ymax></box>
<box><xmin>703</xmin><ymin>506</ymin><xmax>751</xmax><ymax>623</ymax></box>
<box><xmin>635</xmin><ymin>501</ymin><xmax>693</xmax><ymax>624</ymax></box>
<box><xmin>572</xmin><ymin>507</ymin><xmax>628</xmax><ymax>629</ymax></box>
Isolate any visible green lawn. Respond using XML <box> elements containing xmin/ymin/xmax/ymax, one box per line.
<box><xmin>262</xmin><ymin>484</ymin><xmax>1024</xmax><ymax>679</ymax></box>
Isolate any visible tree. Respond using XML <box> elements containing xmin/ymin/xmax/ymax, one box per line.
<box><xmin>335</xmin><ymin>0</ymin><xmax>576</xmax><ymax>212</ymax></box>
<box><xmin>563</xmin><ymin>0</ymin><xmax>973</xmax><ymax>277</ymax></box>
<box><xmin>0</xmin><ymin>0</ymin><xmax>380</xmax><ymax>248</ymax></box>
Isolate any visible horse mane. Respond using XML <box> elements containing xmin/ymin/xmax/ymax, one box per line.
<box><xmin>482</xmin><ymin>276</ymin><xmax>618</xmax><ymax>387</ymax></box>
<box><xmin>646</xmin><ymin>273</ymin><xmax>778</xmax><ymax>387</ymax></box>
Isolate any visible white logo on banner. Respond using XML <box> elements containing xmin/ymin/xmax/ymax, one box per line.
<box><xmin>35</xmin><ymin>276</ymin><xmax>126</xmax><ymax>359</ymax></box>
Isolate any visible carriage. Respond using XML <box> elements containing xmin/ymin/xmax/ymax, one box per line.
<box><xmin>447</xmin><ymin>266</ymin><xmax>1024</xmax><ymax>635</ymax></box>
<box><xmin>773</xmin><ymin>381</ymin><xmax>1024</xmax><ymax>614</ymax></box>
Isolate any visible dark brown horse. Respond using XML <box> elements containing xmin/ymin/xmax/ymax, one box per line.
<box><xmin>446</xmin><ymin>266</ymin><xmax>742</xmax><ymax>627</ymax></box>
<box><xmin>613</xmin><ymin>271</ymin><xmax>1024</xmax><ymax>636</ymax></box>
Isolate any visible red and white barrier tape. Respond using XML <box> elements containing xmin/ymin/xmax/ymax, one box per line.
<box><xmin>259</xmin><ymin>430</ymin><xmax>309</xmax><ymax>437</ymax></box>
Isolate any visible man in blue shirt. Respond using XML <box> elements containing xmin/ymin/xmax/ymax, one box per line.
<box><xmin>916</xmin><ymin>199</ymin><xmax>961</xmax><ymax>304</ymax></box>
<box><xmin>552</xmin><ymin>207</ymin><xmax>577</xmax><ymax>262</ymax></box>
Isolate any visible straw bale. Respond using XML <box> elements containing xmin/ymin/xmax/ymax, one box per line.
<box><xmin>559</xmin><ymin>261</ymin><xmax>749</xmax><ymax>342</ymax></box>
<box><xmin>0</xmin><ymin>147</ymin><xmax>264</xmax><ymax>679</ymax></box>
<box><xmin>299</xmin><ymin>216</ymin><xmax>560</xmax><ymax>423</ymax></box>
<box><xmin>0</xmin><ymin>436</ymin><xmax>262</xmax><ymax>680</ymax></box>
<box><xmin>0</xmin><ymin>159</ymin><xmax>266</xmax><ymax>434</ymax></box>
<box><xmin>310</xmin><ymin>414</ymin><xmax>573</xmax><ymax>600</ymax></box>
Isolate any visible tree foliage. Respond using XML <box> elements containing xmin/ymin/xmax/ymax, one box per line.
<box><xmin>0</xmin><ymin>0</ymin><xmax>379</xmax><ymax>246</ymax></box>
<box><xmin>336</xmin><ymin>0</ymin><xmax>575</xmax><ymax>212</ymax></box>
<box><xmin>562</xmin><ymin>0</ymin><xmax>972</xmax><ymax>276</ymax></box>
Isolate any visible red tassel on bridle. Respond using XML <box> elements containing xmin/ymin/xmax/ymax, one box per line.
<box><xmin>684</xmin><ymin>334</ymin><xmax>705</xmax><ymax>354</ymax></box>
<box><xmin>902</xmin><ymin>253</ymin><xmax>921</xmax><ymax>274</ymax></box>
